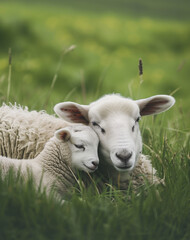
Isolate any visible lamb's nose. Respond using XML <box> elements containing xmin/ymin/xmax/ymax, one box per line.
<box><xmin>92</xmin><ymin>161</ymin><xmax>99</xmax><ymax>167</ymax></box>
<box><xmin>116</xmin><ymin>151</ymin><xmax>132</xmax><ymax>162</ymax></box>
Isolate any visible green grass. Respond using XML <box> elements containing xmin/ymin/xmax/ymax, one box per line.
<box><xmin>0</xmin><ymin>1</ymin><xmax>190</xmax><ymax>239</ymax></box>
<box><xmin>0</xmin><ymin>129</ymin><xmax>189</xmax><ymax>240</ymax></box>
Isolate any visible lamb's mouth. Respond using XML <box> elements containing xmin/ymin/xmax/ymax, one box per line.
<box><xmin>83</xmin><ymin>164</ymin><xmax>98</xmax><ymax>172</ymax></box>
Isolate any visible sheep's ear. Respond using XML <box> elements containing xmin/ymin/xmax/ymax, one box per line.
<box><xmin>54</xmin><ymin>102</ymin><xmax>89</xmax><ymax>125</ymax></box>
<box><xmin>135</xmin><ymin>95</ymin><xmax>175</xmax><ymax>116</ymax></box>
<box><xmin>55</xmin><ymin>129</ymin><xmax>71</xmax><ymax>142</ymax></box>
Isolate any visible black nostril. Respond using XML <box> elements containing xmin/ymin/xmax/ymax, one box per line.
<box><xmin>116</xmin><ymin>152</ymin><xmax>132</xmax><ymax>162</ymax></box>
<box><xmin>92</xmin><ymin>161</ymin><xmax>99</xmax><ymax>167</ymax></box>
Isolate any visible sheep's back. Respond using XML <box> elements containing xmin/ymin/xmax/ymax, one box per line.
<box><xmin>0</xmin><ymin>104</ymin><xmax>67</xmax><ymax>159</ymax></box>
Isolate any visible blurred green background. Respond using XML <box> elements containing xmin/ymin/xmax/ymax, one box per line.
<box><xmin>0</xmin><ymin>0</ymin><xmax>190</xmax><ymax>115</ymax></box>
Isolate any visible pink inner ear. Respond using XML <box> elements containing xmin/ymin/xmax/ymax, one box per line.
<box><xmin>141</xmin><ymin>99</ymin><xmax>169</xmax><ymax>116</ymax></box>
<box><xmin>61</xmin><ymin>107</ymin><xmax>89</xmax><ymax>124</ymax></box>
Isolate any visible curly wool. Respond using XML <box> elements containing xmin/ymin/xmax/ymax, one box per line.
<box><xmin>38</xmin><ymin>137</ymin><xmax>76</xmax><ymax>194</ymax></box>
<box><xmin>0</xmin><ymin>103</ymin><xmax>68</xmax><ymax>159</ymax></box>
<box><xmin>0</xmin><ymin>136</ymin><xmax>77</xmax><ymax>197</ymax></box>
<box><xmin>130</xmin><ymin>154</ymin><xmax>161</xmax><ymax>186</ymax></box>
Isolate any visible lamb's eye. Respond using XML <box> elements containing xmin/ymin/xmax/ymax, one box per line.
<box><xmin>92</xmin><ymin>121</ymin><xmax>98</xmax><ymax>126</ymax></box>
<box><xmin>74</xmin><ymin>144</ymin><xmax>85</xmax><ymax>151</ymax></box>
<box><xmin>132</xmin><ymin>125</ymin><xmax>135</xmax><ymax>132</ymax></box>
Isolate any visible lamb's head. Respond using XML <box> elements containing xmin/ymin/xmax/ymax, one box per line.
<box><xmin>55</xmin><ymin>125</ymin><xmax>99</xmax><ymax>173</ymax></box>
<box><xmin>54</xmin><ymin>94</ymin><xmax>175</xmax><ymax>173</ymax></box>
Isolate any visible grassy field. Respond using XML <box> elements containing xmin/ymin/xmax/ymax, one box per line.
<box><xmin>0</xmin><ymin>1</ymin><xmax>190</xmax><ymax>239</ymax></box>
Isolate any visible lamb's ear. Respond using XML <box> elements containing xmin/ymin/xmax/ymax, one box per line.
<box><xmin>54</xmin><ymin>102</ymin><xmax>90</xmax><ymax>125</ymax></box>
<box><xmin>55</xmin><ymin>129</ymin><xmax>71</xmax><ymax>142</ymax></box>
<box><xmin>135</xmin><ymin>95</ymin><xmax>175</xmax><ymax>116</ymax></box>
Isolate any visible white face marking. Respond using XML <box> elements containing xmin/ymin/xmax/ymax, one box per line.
<box><xmin>89</xmin><ymin>96</ymin><xmax>142</xmax><ymax>172</ymax></box>
<box><xmin>67</xmin><ymin>125</ymin><xmax>99</xmax><ymax>173</ymax></box>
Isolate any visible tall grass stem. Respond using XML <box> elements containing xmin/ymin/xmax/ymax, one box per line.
<box><xmin>43</xmin><ymin>45</ymin><xmax>76</xmax><ymax>108</ymax></box>
<box><xmin>7</xmin><ymin>48</ymin><xmax>12</xmax><ymax>103</ymax></box>
<box><xmin>80</xmin><ymin>70</ymin><xmax>86</xmax><ymax>103</ymax></box>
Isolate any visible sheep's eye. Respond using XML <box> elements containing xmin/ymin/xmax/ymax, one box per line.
<box><xmin>74</xmin><ymin>144</ymin><xmax>85</xmax><ymax>151</ymax></box>
<box><xmin>132</xmin><ymin>117</ymin><xmax>141</xmax><ymax>132</ymax></box>
<box><xmin>136</xmin><ymin>117</ymin><xmax>141</xmax><ymax>122</ymax></box>
<box><xmin>92</xmin><ymin>122</ymin><xmax>106</xmax><ymax>134</ymax></box>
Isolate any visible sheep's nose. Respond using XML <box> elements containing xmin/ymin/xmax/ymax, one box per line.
<box><xmin>116</xmin><ymin>150</ymin><xmax>132</xmax><ymax>163</ymax></box>
<box><xmin>92</xmin><ymin>161</ymin><xmax>99</xmax><ymax>167</ymax></box>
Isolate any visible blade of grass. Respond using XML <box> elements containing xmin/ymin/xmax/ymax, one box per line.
<box><xmin>7</xmin><ymin>48</ymin><xmax>12</xmax><ymax>103</ymax></box>
<box><xmin>43</xmin><ymin>45</ymin><xmax>76</xmax><ymax>108</ymax></box>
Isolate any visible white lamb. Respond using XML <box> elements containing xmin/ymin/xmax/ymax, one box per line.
<box><xmin>54</xmin><ymin>93</ymin><xmax>175</xmax><ymax>187</ymax></box>
<box><xmin>0</xmin><ymin>125</ymin><xmax>99</xmax><ymax>198</ymax></box>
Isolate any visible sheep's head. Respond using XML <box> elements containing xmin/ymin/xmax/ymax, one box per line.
<box><xmin>54</xmin><ymin>94</ymin><xmax>175</xmax><ymax>173</ymax></box>
<box><xmin>55</xmin><ymin>125</ymin><xmax>99</xmax><ymax>173</ymax></box>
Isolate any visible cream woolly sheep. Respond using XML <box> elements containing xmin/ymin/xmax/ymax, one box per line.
<box><xmin>0</xmin><ymin>103</ymin><xmax>74</xmax><ymax>159</ymax></box>
<box><xmin>54</xmin><ymin>93</ymin><xmax>175</xmax><ymax>185</ymax></box>
<box><xmin>0</xmin><ymin>125</ymin><xmax>99</xmax><ymax>197</ymax></box>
